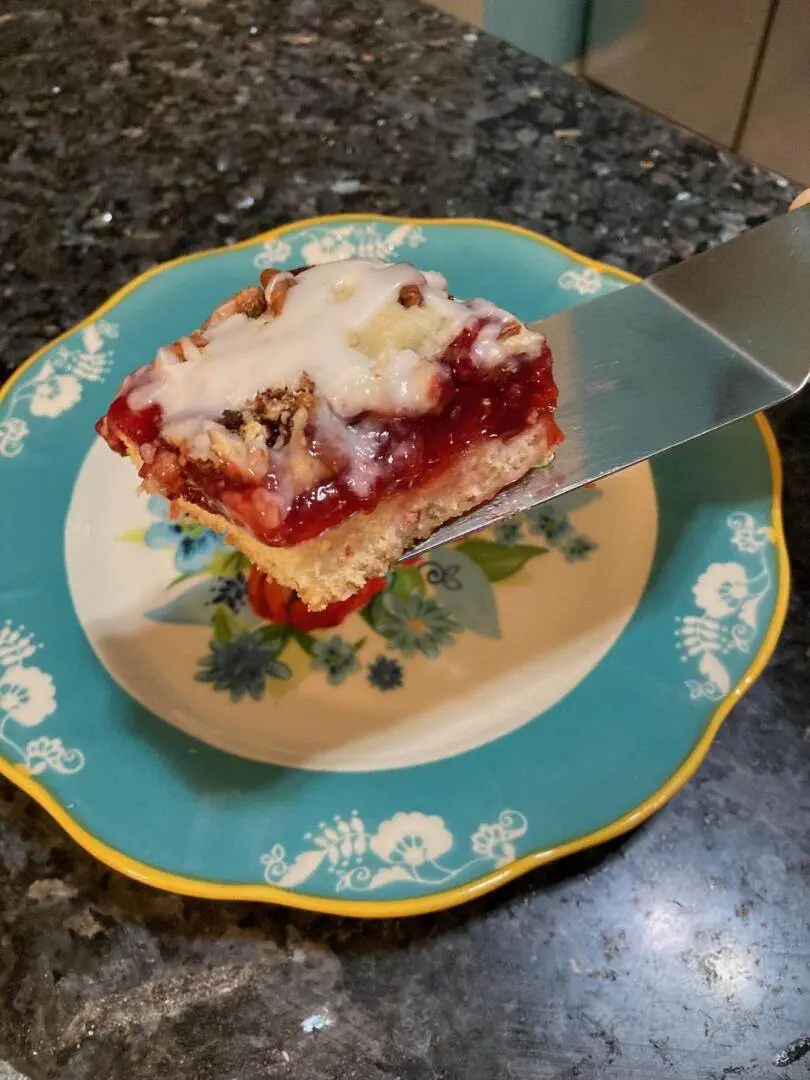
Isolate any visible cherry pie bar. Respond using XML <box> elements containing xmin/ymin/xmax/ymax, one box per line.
<box><xmin>96</xmin><ymin>259</ymin><xmax>561</xmax><ymax>609</ymax></box>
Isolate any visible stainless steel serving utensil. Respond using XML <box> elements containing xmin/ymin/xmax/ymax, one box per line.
<box><xmin>406</xmin><ymin>205</ymin><xmax>810</xmax><ymax>558</ymax></box>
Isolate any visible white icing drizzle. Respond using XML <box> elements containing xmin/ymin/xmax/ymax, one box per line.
<box><xmin>471</xmin><ymin>322</ymin><xmax>504</xmax><ymax>368</ymax></box>
<box><xmin>127</xmin><ymin>258</ymin><xmax>545</xmax><ymax>444</ymax></box>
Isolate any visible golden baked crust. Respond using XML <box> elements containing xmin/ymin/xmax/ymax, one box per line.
<box><xmin>124</xmin><ymin>427</ymin><xmax>551</xmax><ymax>609</ymax></box>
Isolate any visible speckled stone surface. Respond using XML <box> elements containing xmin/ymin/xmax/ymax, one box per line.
<box><xmin>1</xmin><ymin>1</ymin><xmax>808</xmax><ymax>1078</ymax></box>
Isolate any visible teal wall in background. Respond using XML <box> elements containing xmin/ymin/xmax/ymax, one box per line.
<box><xmin>483</xmin><ymin>0</ymin><xmax>589</xmax><ymax>64</ymax></box>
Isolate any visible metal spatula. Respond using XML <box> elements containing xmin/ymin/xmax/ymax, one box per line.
<box><xmin>406</xmin><ymin>205</ymin><xmax>810</xmax><ymax>558</ymax></box>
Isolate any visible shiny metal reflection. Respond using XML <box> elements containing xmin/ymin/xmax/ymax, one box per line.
<box><xmin>406</xmin><ymin>207</ymin><xmax>810</xmax><ymax>558</ymax></box>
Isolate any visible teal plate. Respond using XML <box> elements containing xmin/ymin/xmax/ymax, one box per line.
<box><xmin>0</xmin><ymin>216</ymin><xmax>789</xmax><ymax>916</ymax></box>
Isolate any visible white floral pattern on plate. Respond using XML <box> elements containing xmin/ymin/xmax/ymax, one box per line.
<box><xmin>0</xmin><ymin>321</ymin><xmax>117</xmax><ymax>458</ymax></box>
<box><xmin>675</xmin><ymin>512</ymin><xmax>774</xmax><ymax>701</ymax></box>
<box><xmin>0</xmin><ymin>622</ymin><xmax>85</xmax><ymax>775</ymax></box>
<box><xmin>252</xmin><ymin>222</ymin><xmax>426</xmax><ymax>269</ymax></box>
<box><xmin>260</xmin><ymin>809</ymin><xmax>528</xmax><ymax>893</ymax></box>
<box><xmin>0</xmin><ymin>214</ymin><xmax>785</xmax><ymax>908</ymax></box>
<box><xmin>557</xmin><ymin>267</ymin><xmax>603</xmax><ymax>295</ymax></box>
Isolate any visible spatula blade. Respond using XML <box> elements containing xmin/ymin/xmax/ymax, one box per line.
<box><xmin>406</xmin><ymin>207</ymin><xmax>810</xmax><ymax>558</ymax></box>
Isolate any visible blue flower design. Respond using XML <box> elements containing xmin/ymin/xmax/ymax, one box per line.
<box><xmin>371</xmin><ymin>593</ymin><xmax>460</xmax><ymax>659</ymax></box>
<box><xmin>208</xmin><ymin>573</ymin><xmax>248</xmax><ymax>613</ymax></box>
<box><xmin>492</xmin><ymin>519</ymin><xmax>524</xmax><ymax>547</ymax></box>
<box><xmin>562</xmin><ymin>536</ymin><xmax>597</xmax><ymax>561</ymax></box>
<box><xmin>145</xmin><ymin>495</ymin><xmax>225</xmax><ymax>573</ymax></box>
<box><xmin>367</xmin><ymin>656</ymin><xmax>404</xmax><ymax>692</ymax></box>
<box><xmin>311</xmin><ymin>635</ymin><xmax>360</xmax><ymax>686</ymax></box>
<box><xmin>195</xmin><ymin>631</ymin><xmax>291</xmax><ymax>701</ymax></box>
<box><xmin>523</xmin><ymin>507</ymin><xmax>572</xmax><ymax>542</ymax></box>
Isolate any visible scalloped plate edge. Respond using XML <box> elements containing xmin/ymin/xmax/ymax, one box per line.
<box><xmin>0</xmin><ymin>215</ymin><xmax>791</xmax><ymax>918</ymax></box>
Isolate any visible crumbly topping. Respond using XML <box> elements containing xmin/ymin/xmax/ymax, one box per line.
<box><xmin>122</xmin><ymin>259</ymin><xmax>547</xmax><ymax>509</ymax></box>
<box><xmin>127</xmin><ymin>259</ymin><xmax>545</xmax><ymax>432</ymax></box>
<box><xmin>217</xmin><ymin>375</ymin><xmax>316</xmax><ymax>452</ymax></box>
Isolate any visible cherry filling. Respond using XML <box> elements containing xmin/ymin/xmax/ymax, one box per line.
<box><xmin>98</xmin><ymin>321</ymin><xmax>560</xmax><ymax>547</ymax></box>
<box><xmin>98</xmin><ymin>396</ymin><xmax>161</xmax><ymax>449</ymax></box>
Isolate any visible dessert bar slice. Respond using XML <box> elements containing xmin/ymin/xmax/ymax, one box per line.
<box><xmin>97</xmin><ymin>258</ymin><xmax>561</xmax><ymax>609</ymax></box>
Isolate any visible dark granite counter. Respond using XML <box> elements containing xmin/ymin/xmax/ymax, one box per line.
<box><xmin>1</xmin><ymin>1</ymin><xmax>808</xmax><ymax>1078</ymax></box>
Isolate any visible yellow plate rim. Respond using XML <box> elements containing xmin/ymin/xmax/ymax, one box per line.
<box><xmin>0</xmin><ymin>213</ymin><xmax>790</xmax><ymax>918</ymax></box>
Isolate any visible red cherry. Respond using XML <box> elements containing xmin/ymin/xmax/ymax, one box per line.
<box><xmin>286</xmin><ymin>576</ymin><xmax>387</xmax><ymax>631</ymax></box>
<box><xmin>245</xmin><ymin>567</ymin><xmax>387</xmax><ymax>629</ymax></box>
<box><xmin>105</xmin><ymin>395</ymin><xmax>161</xmax><ymax>445</ymax></box>
<box><xmin>247</xmin><ymin>568</ymin><xmax>294</xmax><ymax>622</ymax></box>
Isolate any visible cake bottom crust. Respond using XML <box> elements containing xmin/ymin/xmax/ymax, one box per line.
<box><xmin>125</xmin><ymin>426</ymin><xmax>552</xmax><ymax>609</ymax></box>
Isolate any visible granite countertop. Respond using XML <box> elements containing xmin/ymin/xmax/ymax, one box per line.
<box><xmin>1</xmin><ymin>1</ymin><xmax>808</xmax><ymax>1078</ymax></box>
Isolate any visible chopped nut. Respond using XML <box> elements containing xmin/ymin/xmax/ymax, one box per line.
<box><xmin>260</xmin><ymin>267</ymin><xmax>280</xmax><ymax>288</ymax></box>
<box><xmin>398</xmin><ymin>283</ymin><xmax>423</xmax><ymax>309</ymax></box>
<box><xmin>252</xmin><ymin>387</ymin><xmax>300</xmax><ymax>448</ymax></box>
<box><xmin>203</xmin><ymin>285</ymin><xmax>267</xmax><ymax>330</ymax></box>
<box><xmin>214</xmin><ymin>376</ymin><xmax>316</xmax><ymax>452</ymax></box>
<box><xmin>203</xmin><ymin>301</ymin><xmax>234</xmax><ymax>330</ymax></box>
<box><xmin>167</xmin><ymin>332</ymin><xmax>208</xmax><ymax>362</ymax></box>
<box><xmin>263</xmin><ymin>271</ymin><xmax>294</xmax><ymax>315</ymax></box>
<box><xmin>219</xmin><ymin>410</ymin><xmax>243</xmax><ymax>432</ymax></box>
<box><xmin>233</xmin><ymin>284</ymin><xmax>267</xmax><ymax>318</ymax></box>
<box><xmin>259</xmin><ymin>414</ymin><xmax>290</xmax><ymax>450</ymax></box>
<box><xmin>498</xmin><ymin>319</ymin><xmax>521</xmax><ymax>340</ymax></box>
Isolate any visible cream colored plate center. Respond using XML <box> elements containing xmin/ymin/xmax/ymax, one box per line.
<box><xmin>66</xmin><ymin>440</ymin><xmax>657</xmax><ymax>771</ymax></box>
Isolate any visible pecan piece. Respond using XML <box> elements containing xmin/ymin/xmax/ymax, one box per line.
<box><xmin>262</xmin><ymin>270</ymin><xmax>295</xmax><ymax>316</ymax></box>
<box><xmin>234</xmin><ymin>285</ymin><xmax>267</xmax><ymax>318</ymax></box>
<box><xmin>398</xmin><ymin>283</ymin><xmax>423</xmax><ymax>309</ymax></box>
<box><xmin>498</xmin><ymin>319</ymin><xmax>521</xmax><ymax>340</ymax></box>
<box><xmin>203</xmin><ymin>285</ymin><xmax>267</xmax><ymax>330</ymax></box>
<box><xmin>167</xmin><ymin>330</ymin><xmax>209</xmax><ymax>362</ymax></box>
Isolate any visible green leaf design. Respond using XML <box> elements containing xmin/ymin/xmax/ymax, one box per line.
<box><xmin>258</xmin><ymin>624</ymin><xmax>292</xmax><ymax>652</ymax></box>
<box><xmin>167</xmin><ymin>571</ymin><xmax>198</xmax><ymax>590</ymax></box>
<box><xmin>211</xmin><ymin>605</ymin><xmax>238</xmax><ymax>643</ymax></box>
<box><xmin>207</xmin><ymin>551</ymin><xmax>233</xmax><ymax>579</ymax></box>
<box><xmin>208</xmin><ymin>548</ymin><xmax>251</xmax><ymax>579</ymax></box>
<box><xmin>145</xmin><ymin>580</ymin><xmax>218</xmax><ymax>626</ymax></box>
<box><xmin>290</xmin><ymin>628</ymin><xmax>316</xmax><ymax>655</ymax></box>
<box><xmin>361</xmin><ymin>592</ymin><xmax>393</xmax><ymax>636</ymax></box>
<box><xmin>387</xmin><ymin>565</ymin><xmax>426</xmax><ymax>600</ymax></box>
<box><xmin>455</xmin><ymin>540</ymin><xmax>548</xmax><ymax>582</ymax></box>
<box><xmin>118</xmin><ymin>527</ymin><xmax>147</xmax><ymax>544</ymax></box>
<box><xmin>423</xmin><ymin>547</ymin><xmax>501</xmax><ymax>639</ymax></box>
<box><xmin>265</xmin><ymin>637</ymin><xmax>311</xmax><ymax>701</ymax></box>
<box><xmin>272</xmin><ymin>660</ymin><xmax>293</xmax><ymax>681</ymax></box>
